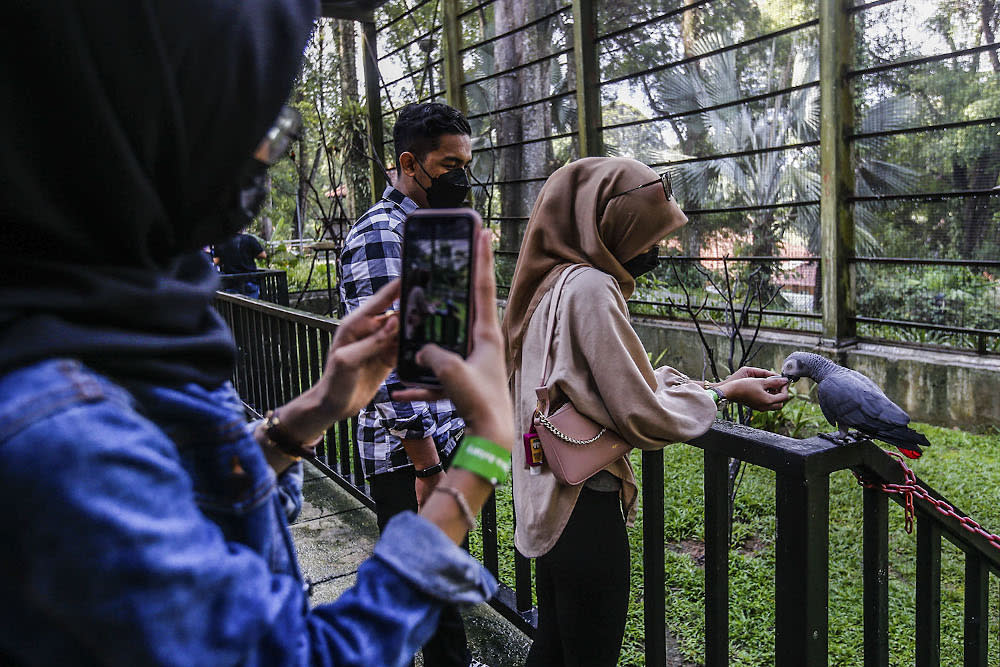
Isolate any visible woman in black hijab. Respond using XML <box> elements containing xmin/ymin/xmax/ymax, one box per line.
<box><xmin>0</xmin><ymin>3</ymin><xmax>514</xmax><ymax>665</ymax></box>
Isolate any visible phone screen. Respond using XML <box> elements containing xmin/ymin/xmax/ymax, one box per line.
<box><xmin>397</xmin><ymin>209</ymin><xmax>478</xmax><ymax>385</ymax></box>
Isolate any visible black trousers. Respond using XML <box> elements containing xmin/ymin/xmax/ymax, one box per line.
<box><xmin>524</xmin><ymin>486</ymin><xmax>630</xmax><ymax>667</ymax></box>
<box><xmin>369</xmin><ymin>467</ymin><xmax>472</xmax><ymax>667</ymax></box>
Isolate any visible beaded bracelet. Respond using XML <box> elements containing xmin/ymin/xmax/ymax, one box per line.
<box><xmin>451</xmin><ymin>435</ymin><xmax>512</xmax><ymax>486</ymax></box>
<box><xmin>432</xmin><ymin>486</ymin><xmax>477</xmax><ymax>531</ymax></box>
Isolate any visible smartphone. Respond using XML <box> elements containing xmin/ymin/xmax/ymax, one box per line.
<box><xmin>397</xmin><ymin>208</ymin><xmax>481</xmax><ymax>386</ymax></box>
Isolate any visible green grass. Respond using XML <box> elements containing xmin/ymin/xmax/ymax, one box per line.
<box><xmin>471</xmin><ymin>398</ymin><xmax>1000</xmax><ymax>666</ymax></box>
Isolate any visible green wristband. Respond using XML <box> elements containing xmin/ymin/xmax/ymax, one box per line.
<box><xmin>451</xmin><ymin>436</ymin><xmax>512</xmax><ymax>486</ymax></box>
<box><xmin>705</xmin><ymin>388</ymin><xmax>720</xmax><ymax>404</ymax></box>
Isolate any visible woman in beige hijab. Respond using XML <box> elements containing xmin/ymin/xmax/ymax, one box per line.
<box><xmin>502</xmin><ymin>157</ymin><xmax>789</xmax><ymax>666</ymax></box>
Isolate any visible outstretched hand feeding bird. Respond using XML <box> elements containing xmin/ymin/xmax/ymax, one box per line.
<box><xmin>780</xmin><ymin>351</ymin><xmax>930</xmax><ymax>459</ymax></box>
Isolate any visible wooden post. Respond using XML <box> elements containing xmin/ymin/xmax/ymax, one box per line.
<box><xmin>572</xmin><ymin>0</ymin><xmax>603</xmax><ymax>157</ymax></box>
<box><xmin>775</xmin><ymin>474</ymin><xmax>830</xmax><ymax>666</ymax></box>
<box><xmin>442</xmin><ymin>0</ymin><xmax>465</xmax><ymax>113</ymax></box>
<box><xmin>642</xmin><ymin>449</ymin><xmax>667</xmax><ymax>667</ymax></box>
<box><xmin>362</xmin><ymin>20</ymin><xmax>386</xmax><ymax>204</ymax></box>
<box><xmin>819</xmin><ymin>0</ymin><xmax>855</xmax><ymax>345</ymax></box>
<box><xmin>704</xmin><ymin>450</ymin><xmax>731</xmax><ymax>666</ymax></box>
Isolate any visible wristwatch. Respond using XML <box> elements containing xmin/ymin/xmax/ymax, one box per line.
<box><xmin>712</xmin><ymin>384</ymin><xmax>730</xmax><ymax>412</ymax></box>
<box><xmin>414</xmin><ymin>462</ymin><xmax>444</xmax><ymax>478</ymax></box>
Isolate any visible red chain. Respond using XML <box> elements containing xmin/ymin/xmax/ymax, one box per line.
<box><xmin>853</xmin><ymin>452</ymin><xmax>1000</xmax><ymax>552</ymax></box>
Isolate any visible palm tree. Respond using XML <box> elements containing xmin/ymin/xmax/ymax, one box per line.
<box><xmin>650</xmin><ymin>31</ymin><xmax>917</xmax><ymax>261</ymax></box>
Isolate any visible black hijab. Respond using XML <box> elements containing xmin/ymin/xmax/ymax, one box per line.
<box><xmin>0</xmin><ymin>1</ymin><xmax>318</xmax><ymax>385</ymax></box>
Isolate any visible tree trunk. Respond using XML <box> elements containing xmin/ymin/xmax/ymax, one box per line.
<box><xmin>981</xmin><ymin>0</ymin><xmax>1000</xmax><ymax>73</ymax></box>
<box><xmin>677</xmin><ymin>0</ymin><xmax>707</xmax><ymax>256</ymax></box>
<box><xmin>521</xmin><ymin>0</ymin><xmax>556</xmax><ymax>211</ymax></box>
<box><xmin>296</xmin><ymin>135</ymin><xmax>309</xmax><ymax>240</ymax></box>
<box><xmin>337</xmin><ymin>19</ymin><xmax>369</xmax><ymax>222</ymax></box>
<box><xmin>495</xmin><ymin>0</ymin><xmax>526</xmax><ymax>252</ymax></box>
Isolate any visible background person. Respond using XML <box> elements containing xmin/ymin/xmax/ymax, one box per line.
<box><xmin>501</xmin><ymin>157</ymin><xmax>790</xmax><ymax>667</ymax></box>
<box><xmin>0</xmin><ymin>2</ymin><xmax>513</xmax><ymax>665</ymax></box>
<box><xmin>339</xmin><ymin>102</ymin><xmax>482</xmax><ymax>667</ymax></box>
<box><xmin>214</xmin><ymin>230</ymin><xmax>268</xmax><ymax>298</ymax></box>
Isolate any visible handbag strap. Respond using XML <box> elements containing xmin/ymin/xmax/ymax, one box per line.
<box><xmin>537</xmin><ymin>265</ymin><xmax>582</xmax><ymax>400</ymax></box>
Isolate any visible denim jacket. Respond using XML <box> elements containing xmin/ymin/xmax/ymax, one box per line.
<box><xmin>0</xmin><ymin>359</ymin><xmax>496</xmax><ymax>666</ymax></box>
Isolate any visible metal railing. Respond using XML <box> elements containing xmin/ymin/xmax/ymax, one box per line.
<box><xmin>215</xmin><ymin>292</ymin><xmax>998</xmax><ymax>666</ymax></box>
<box><xmin>217</xmin><ymin>270</ymin><xmax>289</xmax><ymax>307</ymax></box>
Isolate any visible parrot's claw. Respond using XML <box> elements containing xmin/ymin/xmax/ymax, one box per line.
<box><xmin>818</xmin><ymin>431</ymin><xmax>866</xmax><ymax>445</ymax></box>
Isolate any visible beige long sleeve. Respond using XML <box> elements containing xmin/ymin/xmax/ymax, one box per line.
<box><xmin>552</xmin><ymin>268</ymin><xmax>717</xmax><ymax>449</ymax></box>
<box><xmin>511</xmin><ymin>267</ymin><xmax>717</xmax><ymax>557</ymax></box>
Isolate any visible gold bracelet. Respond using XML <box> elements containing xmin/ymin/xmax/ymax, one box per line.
<box><xmin>431</xmin><ymin>486</ymin><xmax>478</xmax><ymax>531</ymax></box>
<box><xmin>258</xmin><ymin>410</ymin><xmax>319</xmax><ymax>460</ymax></box>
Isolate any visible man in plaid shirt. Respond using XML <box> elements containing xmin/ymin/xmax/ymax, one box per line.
<box><xmin>339</xmin><ymin>103</ymin><xmax>485</xmax><ymax>667</ymax></box>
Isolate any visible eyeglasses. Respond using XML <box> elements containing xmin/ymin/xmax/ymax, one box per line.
<box><xmin>607</xmin><ymin>171</ymin><xmax>673</xmax><ymax>204</ymax></box>
<box><xmin>255</xmin><ymin>106</ymin><xmax>303</xmax><ymax>165</ymax></box>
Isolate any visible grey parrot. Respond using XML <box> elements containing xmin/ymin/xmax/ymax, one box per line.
<box><xmin>780</xmin><ymin>351</ymin><xmax>929</xmax><ymax>459</ymax></box>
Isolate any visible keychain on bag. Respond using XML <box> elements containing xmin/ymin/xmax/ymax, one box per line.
<box><xmin>522</xmin><ymin>428</ymin><xmax>544</xmax><ymax>475</ymax></box>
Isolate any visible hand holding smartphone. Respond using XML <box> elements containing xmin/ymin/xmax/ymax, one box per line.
<box><xmin>392</xmin><ymin>225</ymin><xmax>515</xmax><ymax>452</ymax></box>
<box><xmin>394</xmin><ymin>225</ymin><xmax>515</xmax><ymax>545</ymax></box>
<box><xmin>398</xmin><ymin>208</ymin><xmax>481</xmax><ymax>386</ymax></box>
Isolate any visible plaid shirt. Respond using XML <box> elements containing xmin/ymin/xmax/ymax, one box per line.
<box><xmin>339</xmin><ymin>186</ymin><xmax>464</xmax><ymax>477</ymax></box>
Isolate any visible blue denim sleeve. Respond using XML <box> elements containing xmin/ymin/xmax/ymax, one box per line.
<box><xmin>0</xmin><ymin>363</ymin><xmax>494</xmax><ymax>667</ymax></box>
<box><xmin>277</xmin><ymin>460</ymin><xmax>304</xmax><ymax>522</ymax></box>
<box><xmin>247</xmin><ymin>419</ymin><xmax>304</xmax><ymax>522</ymax></box>
<box><xmin>375</xmin><ymin>512</ymin><xmax>497</xmax><ymax>604</ymax></box>
<box><xmin>307</xmin><ymin>513</ymin><xmax>498</xmax><ymax>666</ymax></box>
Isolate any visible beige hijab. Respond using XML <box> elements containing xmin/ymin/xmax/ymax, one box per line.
<box><xmin>502</xmin><ymin>157</ymin><xmax>688</xmax><ymax>371</ymax></box>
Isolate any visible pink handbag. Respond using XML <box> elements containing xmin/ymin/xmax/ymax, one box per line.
<box><xmin>531</xmin><ymin>266</ymin><xmax>632</xmax><ymax>485</ymax></box>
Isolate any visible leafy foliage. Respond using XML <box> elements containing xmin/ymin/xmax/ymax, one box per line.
<box><xmin>856</xmin><ymin>263</ymin><xmax>1000</xmax><ymax>337</ymax></box>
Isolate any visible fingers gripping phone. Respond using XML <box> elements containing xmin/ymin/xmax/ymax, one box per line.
<box><xmin>398</xmin><ymin>208</ymin><xmax>481</xmax><ymax>386</ymax></box>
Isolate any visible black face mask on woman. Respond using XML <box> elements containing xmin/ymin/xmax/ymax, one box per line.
<box><xmin>221</xmin><ymin>160</ymin><xmax>269</xmax><ymax>237</ymax></box>
<box><xmin>218</xmin><ymin>106</ymin><xmax>301</xmax><ymax>240</ymax></box>
<box><xmin>622</xmin><ymin>246</ymin><xmax>660</xmax><ymax>279</ymax></box>
<box><xmin>416</xmin><ymin>160</ymin><xmax>471</xmax><ymax>208</ymax></box>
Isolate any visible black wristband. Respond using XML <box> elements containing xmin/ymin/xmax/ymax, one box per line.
<box><xmin>414</xmin><ymin>462</ymin><xmax>444</xmax><ymax>478</ymax></box>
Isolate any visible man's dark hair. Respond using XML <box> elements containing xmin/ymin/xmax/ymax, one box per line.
<box><xmin>393</xmin><ymin>103</ymin><xmax>471</xmax><ymax>174</ymax></box>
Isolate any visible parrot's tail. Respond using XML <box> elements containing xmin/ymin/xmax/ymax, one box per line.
<box><xmin>879</xmin><ymin>425</ymin><xmax>930</xmax><ymax>459</ymax></box>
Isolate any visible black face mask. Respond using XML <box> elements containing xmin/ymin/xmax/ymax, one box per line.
<box><xmin>622</xmin><ymin>246</ymin><xmax>660</xmax><ymax>279</ymax></box>
<box><xmin>221</xmin><ymin>159</ymin><xmax>269</xmax><ymax>237</ymax></box>
<box><xmin>416</xmin><ymin>160</ymin><xmax>470</xmax><ymax>208</ymax></box>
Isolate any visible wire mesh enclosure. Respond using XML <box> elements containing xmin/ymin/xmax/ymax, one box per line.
<box><xmin>848</xmin><ymin>0</ymin><xmax>1000</xmax><ymax>352</ymax></box>
<box><xmin>361</xmin><ymin>0</ymin><xmax>998</xmax><ymax>354</ymax></box>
